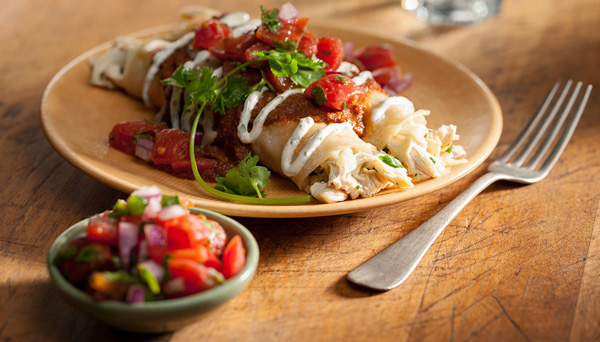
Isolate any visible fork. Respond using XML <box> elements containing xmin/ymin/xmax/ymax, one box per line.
<box><xmin>347</xmin><ymin>80</ymin><xmax>593</xmax><ymax>291</ymax></box>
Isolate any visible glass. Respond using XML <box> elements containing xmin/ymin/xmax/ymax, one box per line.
<box><xmin>401</xmin><ymin>0</ymin><xmax>501</xmax><ymax>26</ymax></box>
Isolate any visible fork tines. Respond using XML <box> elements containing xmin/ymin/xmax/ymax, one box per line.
<box><xmin>497</xmin><ymin>80</ymin><xmax>593</xmax><ymax>172</ymax></box>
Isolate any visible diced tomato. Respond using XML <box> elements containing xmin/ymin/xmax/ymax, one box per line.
<box><xmin>204</xmin><ymin>258</ymin><xmax>223</xmax><ymax>273</ymax></box>
<box><xmin>151</xmin><ymin>129</ymin><xmax>190</xmax><ymax>166</ymax></box>
<box><xmin>304</xmin><ymin>74</ymin><xmax>365</xmax><ymax>111</ymax></box>
<box><xmin>167</xmin><ymin>258</ymin><xmax>219</xmax><ymax>296</ymax></box>
<box><xmin>298</xmin><ymin>31</ymin><xmax>318</xmax><ymax>57</ymax></box>
<box><xmin>57</xmin><ymin>239</ymin><xmax>116</xmax><ymax>283</ymax></box>
<box><xmin>256</xmin><ymin>16</ymin><xmax>309</xmax><ymax>47</ymax></box>
<box><xmin>148</xmin><ymin>245</ymin><xmax>169</xmax><ymax>264</ymax></box>
<box><xmin>193</xmin><ymin>18</ymin><xmax>232</xmax><ymax>50</ymax></box>
<box><xmin>263</xmin><ymin>66</ymin><xmax>294</xmax><ymax>91</ymax></box>
<box><xmin>171</xmin><ymin>158</ymin><xmax>218</xmax><ymax>173</ymax></box>
<box><xmin>222</xmin><ymin>235</ymin><xmax>246</xmax><ymax>279</ymax></box>
<box><xmin>169</xmin><ymin>245</ymin><xmax>217</xmax><ymax>263</ymax></box>
<box><xmin>356</xmin><ymin>45</ymin><xmax>396</xmax><ymax>71</ymax></box>
<box><xmin>109</xmin><ymin>120</ymin><xmax>166</xmax><ymax>155</ymax></box>
<box><xmin>371</xmin><ymin>66</ymin><xmax>401</xmax><ymax>87</ymax></box>
<box><xmin>87</xmin><ymin>217</ymin><xmax>119</xmax><ymax>245</ymax></box>
<box><xmin>209</xmin><ymin>33</ymin><xmax>259</xmax><ymax>62</ymax></box>
<box><xmin>120</xmin><ymin>215</ymin><xmax>143</xmax><ymax>227</ymax></box>
<box><xmin>162</xmin><ymin>214</ymin><xmax>211</xmax><ymax>250</ymax></box>
<box><xmin>316</xmin><ymin>37</ymin><xmax>344</xmax><ymax>71</ymax></box>
<box><xmin>244</xmin><ymin>41</ymin><xmax>271</xmax><ymax>65</ymax></box>
<box><xmin>206</xmin><ymin>219</ymin><xmax>227</xmax><ymax>255</ymax></box>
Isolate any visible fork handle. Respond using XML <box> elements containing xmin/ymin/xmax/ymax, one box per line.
<box><xmin>347</xmin><ymin>172</ymin><xmax>503</xmax><ymax>291</ymax></box>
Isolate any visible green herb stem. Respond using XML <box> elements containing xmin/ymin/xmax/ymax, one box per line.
<box><xmin>188</xmin><ymin>103</ymin><xmax>312</xmax><ymax>205</ymax></box>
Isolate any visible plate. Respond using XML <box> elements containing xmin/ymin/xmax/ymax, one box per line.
<box><xmin>41</xmin><ymin>23</ymin><xmax>502</xmax><ymax>218</ymax></box>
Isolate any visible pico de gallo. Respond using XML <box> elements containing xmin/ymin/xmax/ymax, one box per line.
<box><xmin>53</xmin><ymin>186</ymin><xmax>246</xmax><ymax>302</ymax></box>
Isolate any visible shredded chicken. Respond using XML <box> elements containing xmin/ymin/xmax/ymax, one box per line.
<box><xmin>307</xmin><ymin>147</ymin><xmax>413</xmax><ymax>201</ymax></box>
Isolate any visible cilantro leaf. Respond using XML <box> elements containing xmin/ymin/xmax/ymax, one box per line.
<box><xmin>213</xmin><ymin>75</ymin><xmax>251</xmax><ymax>115</ymax></box>
<box><xmin>54</xmin><ymin>245</ymin><xmax>77</xmax><ymax>266</ymax></box>
<box><xmin>215</xmin><ymin>153</ymin><xmax>270</xmax><ymax>198</ymax></box>
<box><xmin>161</xmin><ymin>64</ymin><xmax>192</xmax><ymax>88</ymax></box>
<box><xmin>291</xmin><ymin>69</ymin><xmax>325</xmax><ymax>88</ymax></box>
<box><xmin>163</xmin><ymin>66</ymin><xmax>218</xmax><ymax>112</ymax></box>
<box><xmin>253</xmin><ymin>50</ymin><xmax>326</xmax><ymax>88</ymax></box>
<box><xmin>261</xmin><ymin>6</ymin><xmax>282</xmax><ymax>33</ymax></box>
<box><xmin>133</xmin><ymin>132</ymin><xmax>151</xmax><ymax>143</ymax></box>
<box><xmin>445</xmin><ymin>145</ymin><xmax>453</xmax><ymax>153</ymax></box>
<box><xmin>76</xmin><ymin>246</ymin><xmax>104</xmax><ymax>262</ymax></box>
<box><xmin>311</xmin><ymin>86</ymin><xmax>328</xmax><ymax>106</ymax></box>
<box><xmin>275</xmin><ymin>41</ymin><xmax>298</xmax><ymax>51</ymax></box>
<box><xmin>188</xmin><ymin>67</ymin><xmax>218</xmax><ymax>106</ymax></box>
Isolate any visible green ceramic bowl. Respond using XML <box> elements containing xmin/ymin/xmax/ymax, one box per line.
<box><xmin>47</xmin><ymin>208</ymin><xmax>259</xmax><ymax>333</ymax></box>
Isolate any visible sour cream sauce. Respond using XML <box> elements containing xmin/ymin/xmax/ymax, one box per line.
<box><xmin>281</xmin><ymin>117</ymin><xmax>352</xmax><ymax>177</ymax></box>
<box><xmin>142</xmin><ymin>32</ymin><xmax>195</xmax><ymax>107</ymax></box>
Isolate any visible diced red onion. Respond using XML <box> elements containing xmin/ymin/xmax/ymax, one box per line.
<box><xmin>136</xmin><ymin>137</ymin><xmax>155</xmax><ymax>150</ymax></box>
<box><xmin>126</xmin><ymin>285</ymin><xmax>146</xmax><ymax>303</ymax></box>
<box><xmin>142</xmin><ymin>197</ymin><xmax>162</xmax><ymax>221</ymax></box>
<box><xmin>386</xmin><ymin>73</ymin><xmax>414</xmax><ymax>93</ymax></box>
<box><xmin>135</xmin><ymin>145</ymin><xmax>152</xmax><ymax>161</ymax></box>
<box><xmin>143</xmin><ymin>224</ymin><xmax>166</xmax><ymax>248</ymax></box>
<box><xmin>326</xmin><ymin>71</ymin><xmax>343</xmax><ymax>75</ymax></box>
<box><xmin>138</xmin><ymin>260</ymin><xmax>165</xmax><ymax>283</ymax></box>
<box><xmin>278</xmin><ymin>2</ymin><xmax>300</xmax><ymax>21</ymax></box>
<box><xmin>344</xmin><ymin>41</ymin><xmax>355</xmax><ymax>58</ymax></box>
<box><xmin>118</xmin><ymin>221</ymin><xmax>139</xmax><ymax>269</ymax></box>
<box><xmin>157</xmin><ymin>204</ymin><xmax>188</xmax><ymax>221</ymax></box>
<box><xmin>163</xmin><ymin>277</ymin><xmax>186</xmax><ymax>295</ymax></box>
<box><xmin>137</xmin><ymin>239</ymin><xmax>148</xmax><ymax>262</ymax></box>
<box><xmin>132</xmin><ymin>186</ymin><xmax>162</xmax><ymax>200</ymax></box>
<box><xmin>194</xmin><ymin>132</ymin><xmax>204</xmax><ymax>147</ymax></box>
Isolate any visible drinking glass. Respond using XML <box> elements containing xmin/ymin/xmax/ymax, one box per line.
<box><xmin>401</xmin><ymin>0</ymin><xmax>501</xmax><ymax>26</ymax></box>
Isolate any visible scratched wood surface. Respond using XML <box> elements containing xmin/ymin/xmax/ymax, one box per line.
<box><xmin>1</xmin><ymin>0</ymin><xmax>599</xmax><ymax>341</ymax></box>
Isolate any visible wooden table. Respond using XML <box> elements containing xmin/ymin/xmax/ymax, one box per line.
<box><xmin>1</xmin><ymin>0</ymin><xmax>599</xmax><ymax>341</ymax></box>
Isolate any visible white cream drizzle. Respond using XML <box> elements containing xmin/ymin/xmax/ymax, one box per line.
<box><xmin>352</xmin><ymin>71</ymin><xmax>373</xmax><ymax>86</ymax></box>
<box><xmin>370</xmin><ymin>96</ymin><xmax>414</xmax><ymax>123</ymax></box>
<box><xmin>336</xmin><ymin>61</ymin><xmax>360</xmax><ymax>76</ymax></box>
<box><xmin>219</xmin><ymin>12</ymin><xmax>250</xmax><ymax>27</ymax></box>
<box><xmin>170</xmin><ymin>87</ymin><xmax>183</xmax><ymax>129</ymax></box>
<box><xmin>199</xmin><ymin>110</ymin><xmax>218</xmax><ymax>146</ymax></box>
<box><xmin>237</xmin><ymin>88</ymin><xmax>303</xmax><ymax>144</ymax></box>
<box><xmin>213</xmin><ymin>66</ymin><xmax>223</xmax><ymax>79</ymax></box>
<box><xmin>281</xmin><ymin>117</ymin><xmax>353</xmax><ymax>177</ymax></box>
<box><xmin>232</xmin><ymin>19</ymin><xmax>261</xmax><ymax>37</ymax></box>
<box><xmin>142</xmin><ymin>32</ymin><xmax>195</xmax><ymax>107</ymax></box>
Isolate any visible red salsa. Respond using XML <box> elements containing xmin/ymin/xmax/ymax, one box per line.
<box><xmin>53</xmin><ymin>186</ymin><xmax>246</xmax><ymax>302</ymax></box>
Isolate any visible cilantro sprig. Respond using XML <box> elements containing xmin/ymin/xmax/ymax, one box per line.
<box><xmin>261</xmin><ymin>6</ymin><xmax>282</xmax><ymax>33</ymax></box>
<box><xmin>216</xmin><ymin>154</ymin><xmax>270</xmax><ymax>198</ymax></box>
<box><xmin>161</xmin><ymin>51</ymin><xmax>318</xmax><ymax>205</ymax></box>
<box><xmin>254</xmin><ymin>50</ymin><xmax>326</xmax><ymax>88</ymax></box>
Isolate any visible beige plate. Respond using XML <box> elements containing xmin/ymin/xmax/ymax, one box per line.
<box><xmin>41</xmin><ymin>23</ymin><xmax>502</xmax><ymax>218</ymax></box>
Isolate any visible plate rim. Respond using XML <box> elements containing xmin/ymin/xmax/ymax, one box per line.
<box><xmin>41</xmin><ymin>22</ymin><xmax>502</xmax><ymax>218</ymax></box>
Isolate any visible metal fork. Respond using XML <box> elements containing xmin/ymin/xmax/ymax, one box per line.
<box><xmin>347</xmin><ymin>80</ymin><xmax>593</xmax><ymax>291</ymax></box>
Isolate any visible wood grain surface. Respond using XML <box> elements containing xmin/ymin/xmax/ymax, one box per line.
<box><xmin>1</xmin><ymin>0</ymin><xmax>598</xmax><ymax>341</ymax></box>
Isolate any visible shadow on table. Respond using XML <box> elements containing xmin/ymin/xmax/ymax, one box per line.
<box><xmin>331</xmin><ymin>275</ymin><xmax>383</xmax><ymax>298</ymax></box>
<box><xmin>1</xmin><ymin>279</ymin><xmax>171</xmax><ymax>342</ymax></box>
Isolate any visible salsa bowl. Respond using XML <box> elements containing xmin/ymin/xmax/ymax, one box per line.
<box><xmin>47</xmin><ymin>208</ymin><xmax>259</xmax><ymax>333</ymax></box>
